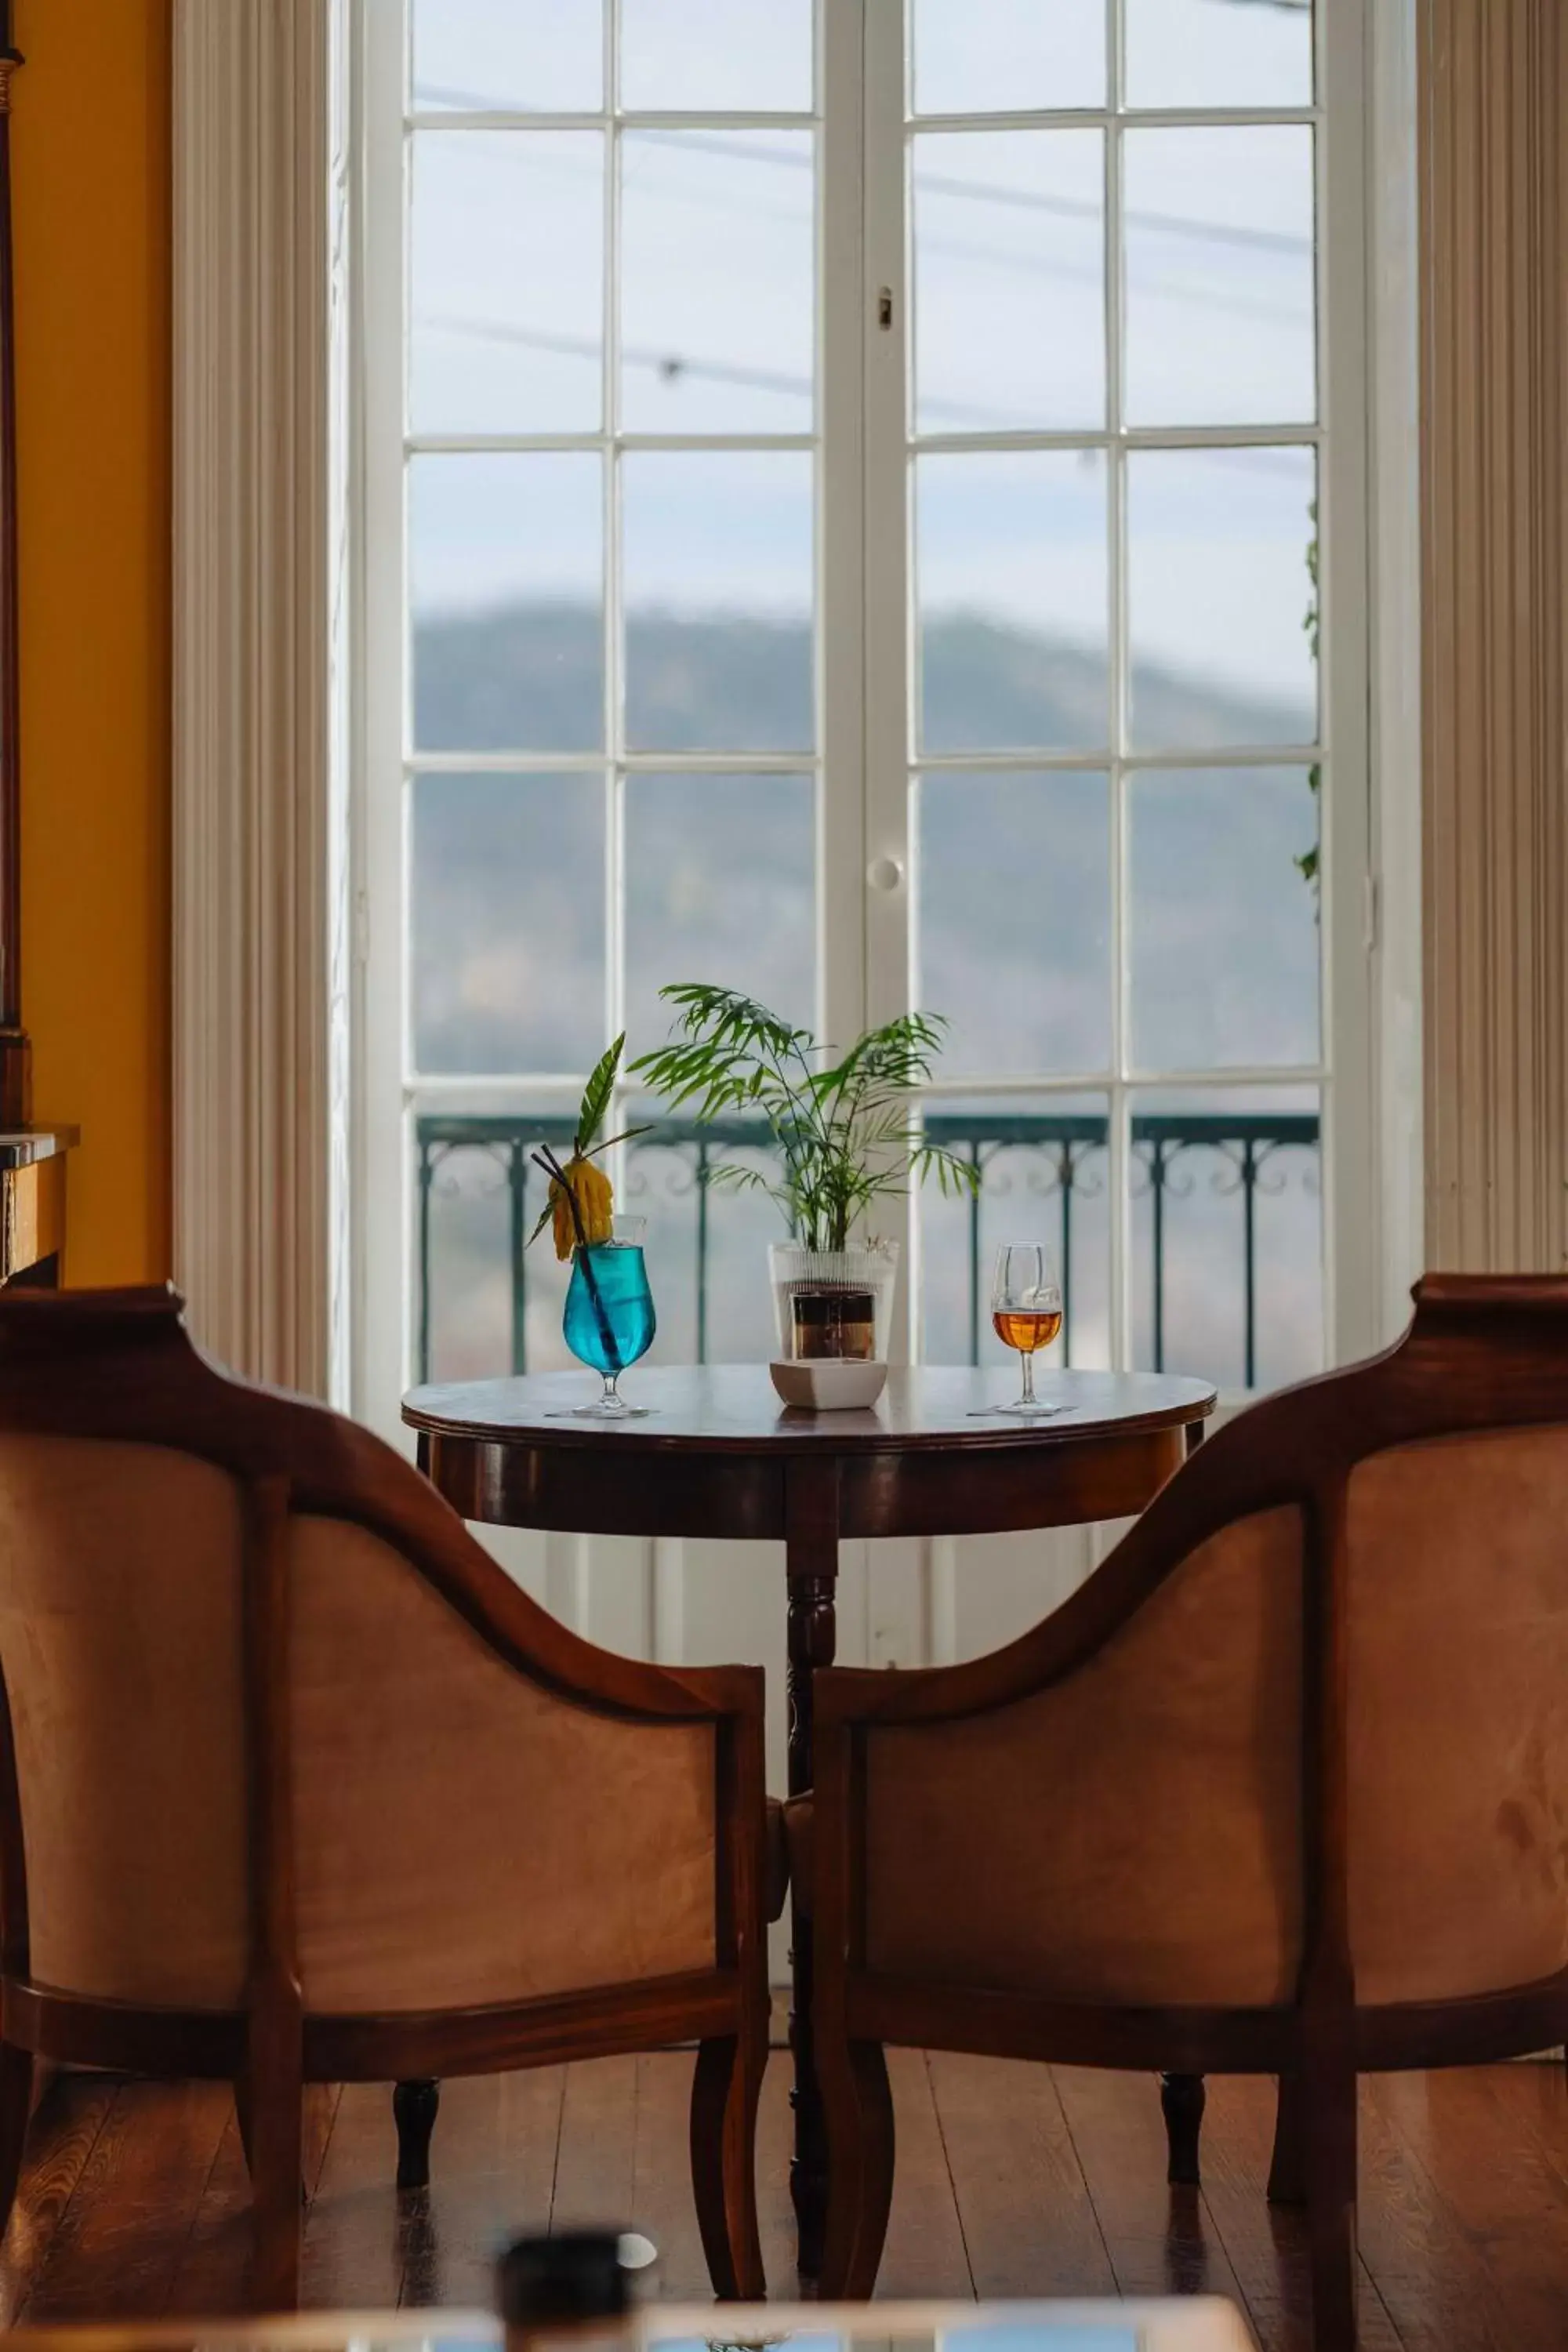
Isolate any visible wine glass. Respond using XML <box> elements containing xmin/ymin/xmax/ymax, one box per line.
<box><xmin>561</xmin><ymin>1215</ymin><xmax>656</xmax><ymax>1417</ymax></box>
<box><xmin>978</xmin><ymin>1241</ymin><xmax>1064</xmax><ymax>1417</ymax></box>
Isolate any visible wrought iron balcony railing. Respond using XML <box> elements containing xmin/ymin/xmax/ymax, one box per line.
<box><xmin>415</xmin><ymin>1107</ymin><xmax>1320</xmax><ymax>1392</ymax></box>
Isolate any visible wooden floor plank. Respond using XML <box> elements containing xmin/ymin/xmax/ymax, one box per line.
<box><xmin>926</xmin><ymin>2052</ymin><xmax>1115</xmax><ymax>2301</ymax></box>
<box><xmin>1195</xmin><ymin>2077</ymin><xmax>1400</xmax><ymax>2352</ymax></box>
<box><xmin>1353</xmin><ymin>2074</ymin><xmax>1517</xmax><ymax>2352</ymax></box>
<box><xmin>875</xmin><ymin>2048</ymin><xmax>973</xmax><ymax>2300</ymax></box>
<box><xmin>301</xmin><ymin>2083</ymin><xmax>409</xmax><ymax>2311</ymax></box>
<box><xmin>1374</xmin><ymin>2069</ymin><xmax>1568</xmax><ymax>2352</ymax></box>
<box><xmin>757</xmin><ymin>2045</ymin><xmax>801</xmax><ymax>2301</ymax></box>
<box><xmin>1050</xmin><ymin>2068</ymin><xmax>1247</xmax><ymax>2307</ymax></box>
<box><xmin>2</xmin><ymin>2056</ymin><xmax>1567</xmax><ymax>2343</ymax></box>
<box><xmin>0</xmin><ymin>2074</ymin><xmax>118</xmax><ymax>2325</ymax></box>
<box><xmin>630</xmin><ymin>2053</ymin><xmax>710</xmax><ymax>2302</ymax></box>
<box><xmin>550</xmin><ymin>2056</ymin><xmax>639</xmax><ymax>2238</ymax></box>
<box><xmin>19</xmin><ymin>2083</ymin><xmax>230</xmax><ymax>2324</ymax></box>
<box><xmin>165</xmin><ymin>2085</ymin><xmax>342</xmax><ymax>2318</ymax></box>
<box><xmin>398</xmin><ymin>2068</ymin><xmax>564</xmax><ymax>2310</ymax></box>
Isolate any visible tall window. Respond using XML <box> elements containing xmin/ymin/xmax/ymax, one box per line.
<box><xmin>358</xmin><ymin>0</ymin><xmax>1368</xmax><ymax>1428</ymax></box>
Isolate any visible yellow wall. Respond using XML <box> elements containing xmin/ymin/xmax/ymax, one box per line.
<box><xmin>12</xmin><ymin>0</ymin><xmax>171</xmax><ymax>1283</ymax></box>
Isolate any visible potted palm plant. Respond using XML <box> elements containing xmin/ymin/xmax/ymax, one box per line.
<box><xmin>632</xmin><ymin>983</ymin><xmax>978</xmax><ymax>1365</ymax></box>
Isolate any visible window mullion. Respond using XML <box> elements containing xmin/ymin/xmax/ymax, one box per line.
<box><xmin>1107</xmin><ymin>0</ymin><xmax>1132</xmax><ymax>1376</ymax></box>
<box><xmin>820</xmin><ymin>0</ymin><xmax>868</xmax><ymax>1058</ymax></box>
<box><xmin>861</xmin><ymin>0</ymin><xmax>909</xmax><ymax>1049</ymax></box>
<box><xmin>604</xmin><ymin>0</ymin><xmax>624</xmax><ymax>1058</ymax></box>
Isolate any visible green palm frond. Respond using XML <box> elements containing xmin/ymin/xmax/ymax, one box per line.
<box><xmin>630</xmin><ymin>985</ymin><xmax>978</xmax><ymax>1250</ymax></box>
<box><xmin>574</xmin><ymin>1033</ymin><xmax>626</xmax><ymax>1156</ymax></box>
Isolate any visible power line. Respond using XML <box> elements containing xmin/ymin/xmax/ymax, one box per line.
<box><xmin>414</xmin><ymin>95</ymin><xmax>1314</xmax><ymax>261</ymax></box>
<box><xmin>413</xmin><ymin>122</ymin><xmax>1312</xmax><ymax>328</ymax></box>
<box><xmin>418</xmin><ymin>311</ymin><xmax>1317</xmax><ymax>476</ymax></box>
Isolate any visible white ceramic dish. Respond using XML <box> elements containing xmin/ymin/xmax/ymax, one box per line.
<box><xmin>769</xmin><ymin>1357</ymin><xmax>889</xmax><ymax>1412</ymax></box>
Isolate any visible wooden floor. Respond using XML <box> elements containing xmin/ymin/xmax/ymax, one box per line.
<box><xmin>1</xmin><ymin>2052</ymin><xmax>1566</xmax><ymax>2345</ymax></box>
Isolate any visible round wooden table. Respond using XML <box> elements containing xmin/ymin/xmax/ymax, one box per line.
<box><xmin>403</xmin><ymin>1362</ymin><xmax>1217</xmax><ymax>2270</ymax></box>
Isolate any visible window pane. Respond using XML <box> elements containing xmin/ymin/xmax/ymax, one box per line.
<box><xmin>1127</xmin><ymin>447</ymin><xmax>1316</xmax><ymax>751</ymax></box>
<box><xmin>918</xmin><ymin>1094</ymin><xmax>1112</xmax><ymax>1371</ymax></box>
<box><xmin>413</xmin><ymin>1095</ymin><xmax>582</xmax><ymax>1383</ymax></box>
<box><xmin>411</xmin><ymin>455</ymin><xmax>604</xmax><ymax>753</ymax></box>
<box><xmin>412</xmin><ymin>0</ymin><xmax>603</xmax><ymax>114</ymax></box>
<box><xmin>622</xmin><ymin>455</ymin><xmax>815</xmax><ymax>753</ymax></box>
<box><xmin>1125</xmin><ymin>0</ymin><xmax>1314</xmax><ymax>111</ymax></box>
<box><xmin>624</xmin><ymin>1119</ymin><xmax>782</xmax><ymax>1365</ymax></box>
<box><xmin>918</xmin><ymin>771</ymin><xmax>1111</xmax><ymax>1074</ymax></box>
<box><xmin>624</xmin><ymin>772</ymin><xmax>816</xmax><ymax>1054</ymax></box>
<box><xmin>412</xmin><ymin>773</ymin><xmax>606</xmax><ymax>1075</ymax></box>
<box><xmin>917</xmin><ymin>452</ymin><xmax>1109</xmax><ymax>754</ymax></box>
<box><xmin>411</xmin><ymin>132</ymin><xmax>602</xmax><ymax>435</ymax></box>
<box><xmin>1128</xmin><ymin>768</ymin><xmax>1319</xmax><ymax>1071</ymax></box>
<box><xmin>914</xmin><ymin>131</ymin><xmax>1104</xmax><ymax>434</ymax></box>
<box><xmin>620</xmin><ymin>0</ymin><xmax>812</xmax><ymax>113</ymax></box>
<box><xmin>622</xmin><ymin>132</ymin><xmax>813</xmax><ymax>434</ymax></box>
<box><xmin>913</xmin><ymin>0</ymin><xmax>1105</xmax><ymax>114</ymax></box>
<box><xmin>1131</xmin><ymin>1086</ymin><xmax>1323</xmax><ymax>1392</ymax></box>
<box><xmin>1124</xmin><ymin>128</ymin><xmax>1316</xmax><ymax>430</ymax></box>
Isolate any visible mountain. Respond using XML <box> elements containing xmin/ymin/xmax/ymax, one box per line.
<box><xmin>408</xmin><ymin>600</ymin><xmax>1324</xmax><ymax>1392</ymax></box>
<box><xmin>410</xmin><ymin>600</ymin><xmax>1319</xmax><ymax>1079</ymax></box>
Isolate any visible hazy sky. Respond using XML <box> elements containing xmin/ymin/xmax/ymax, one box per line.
<box><xmin>404</xmin><ymin>0</ymin><xmax>1319</xmax><ymax>717</ymax></box>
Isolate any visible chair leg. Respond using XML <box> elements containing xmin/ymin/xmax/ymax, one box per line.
<box><xmin>394</xmin><ymin>2078</ymin><xmax>441</xmax><ymax>2191</ymax></box>
<box><xmin>690</xmin><ymin>2033</ymin><xmax>766</xmax><ymax>2300</ymax></box>
<box><xmin>1269</xmin><ymin>2071</ymin><xmax>1307</xmax><ymax>2206</ymax></box>
<box><xmin>818</xmin><ymin>2039</ymin><xmax>895</xmax><ymax>2300</ymax></box>
<box><xmin>1160</xmin><ymin>2071</ymin><xmax>1206</xmax><ymax>2188</ymax></box>
<box><xmin>1304</xmin><ymin>2063</ymin><xmax>1358</xmax><ymax>2352</ymax></box>
<box><xmin>249</xmin><ymin>2069</ymin><xmax>304</xmax><ymax>2310</ymax></box>
<box><xmin>0</xmin><ymin>2044</ymin><xmax>32</xmax><ymax>2252</ymax></box>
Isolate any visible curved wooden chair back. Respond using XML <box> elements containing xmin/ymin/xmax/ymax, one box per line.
<box><xmin>811</xmin><ymin>1276</ymin><xmax>1568</xmax><ymax>2345</ymax></box>
<box><xmin>0</xmin><ymin>1286</ymin><xmax>771</xmax><ymax>2307</ymax></box>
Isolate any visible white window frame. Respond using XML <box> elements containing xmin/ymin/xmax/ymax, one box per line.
<box><xmin>348</xmin><ymin>0</ymin><xmax>1406</xmax><ymax>1439</ymax></box>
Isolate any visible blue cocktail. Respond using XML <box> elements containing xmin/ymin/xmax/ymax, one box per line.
<box><xmin>562</xmin><ymin>1216</ymin><xmax>656</xmax><ymax>1416</ymax></box>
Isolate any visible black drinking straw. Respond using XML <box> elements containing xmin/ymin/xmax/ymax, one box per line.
<box><xmin>533</xmin><ymin>1146</ymin><xmax>621</xmax><ymax>1373</ymax></box>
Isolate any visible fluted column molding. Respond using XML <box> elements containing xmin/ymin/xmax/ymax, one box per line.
<box><xmin>1420</xmin><ymin>0</ymin><xmax>1568</xmax><ymax>1271</ymax></box>
<box><xmin>172</xmin><ymin>0</ymin><xmax>347</xmax><ymax>1392</ymax></box>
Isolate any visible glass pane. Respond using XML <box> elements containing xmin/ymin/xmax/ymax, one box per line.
<box><xmin>1128</xmin><ymin>767</ymin><xmax>1319</xmax><ymax>1070</ymax></box>
<box><xmin>622</xmin><ymin>455</ymin><xmax>815</xmax><ymax>753</ymax></box>
<box><xmin>918</xmin><ymin>1094</ymin><xmax>1112</xmax><ymax>1371</ymax></box>
<box><xmin>914</xmin><ymin>131</ymin><xmax>1104</xmax><ymax>434</ymax></box>
<box><xmin>412</xmin><ymin>0</ymin><xmax>603</xmax><ymax>114</ymax></box>
<box><xmin>917</xmin><ymin>452</ymin><xmax>1109</xmax><ymax>753</ymax></box>
<box><xmin>623</xmin><ymin>1119</ymin><xmax>782</xmax><ymax>1366</ymax></box>
<box><xmin>414</xmin><ymin>1094</ymin><xmax>582</xmax><ymax>1383</ymax></box>
<box><xmin>411</xmin><ymin>132</ymin><xmax>603</xmax><ymax>435</ymax></box>
<box><xmin>620</xmin><ymin>0</ymin><xmax>812</xmax><ymax>113</ymax></box>
<box><xmin>1127</xmin><ymin>447</ymin><xmax>1316</xmax><ymax>751</ymax></box>
<box><xmin>412</xmin><ymin>773</ymin><xmax>606</xmax><ymax>1075</ymax></box>
<box><xmin>1124</xmin><ymin>128</ymin><xmax>1316</xmax><ymax>429</ymax></box>
<box><xmin>1131</xmin><ymin>1085</ymin><xmax>1324</xmax><ymax>1392</ymax></box>
<box><xmin>410</xmin><ymin>455</ymin><xmax>604</xmax><ymax>753</ymax></box>
<box><xmin>1125</xmin><ymin>0</ymin><xmax>1314</xmax><ymax>110</ymax></box>
<box><xmin>622</xmin><ymin>132</ymin><xmax>813</xmax><ymax>434</ymax></box>
<box><xmin>624</xmin><ymin>772</ymin><xmax>816</xmax><ymax>1054</ymax></box>
<box><xmin>913</xmin><ymin>0</ymin><xmax>1105</xmax><ymax>114</ymax></box>
<box><xmin>918</xmin><ymin>771</ymin><xmax>1111</xmax><ymax>1074</ymax></box>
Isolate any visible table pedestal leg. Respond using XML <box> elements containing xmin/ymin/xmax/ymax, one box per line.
<box><xmin>786</xmin><ymin>1462</ymin><xmax>838</xmax><ymax>2278</ymax></box>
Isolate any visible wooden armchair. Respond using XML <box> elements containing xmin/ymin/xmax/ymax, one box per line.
<box><xmin>0</xmin><ymin>1287</ymin><xmax>778</xmax><ymax>2307</ymax></box>
<box><xmin>803</xmin><ymin>1276</ymin><xmax>1568</xmax><ymax>2348</ymax></box>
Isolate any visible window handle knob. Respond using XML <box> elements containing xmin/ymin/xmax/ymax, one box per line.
<box><xmin>868</xmin><ymin>855</ymin><xmax>904</xmax><ymax>893</ymax></box>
